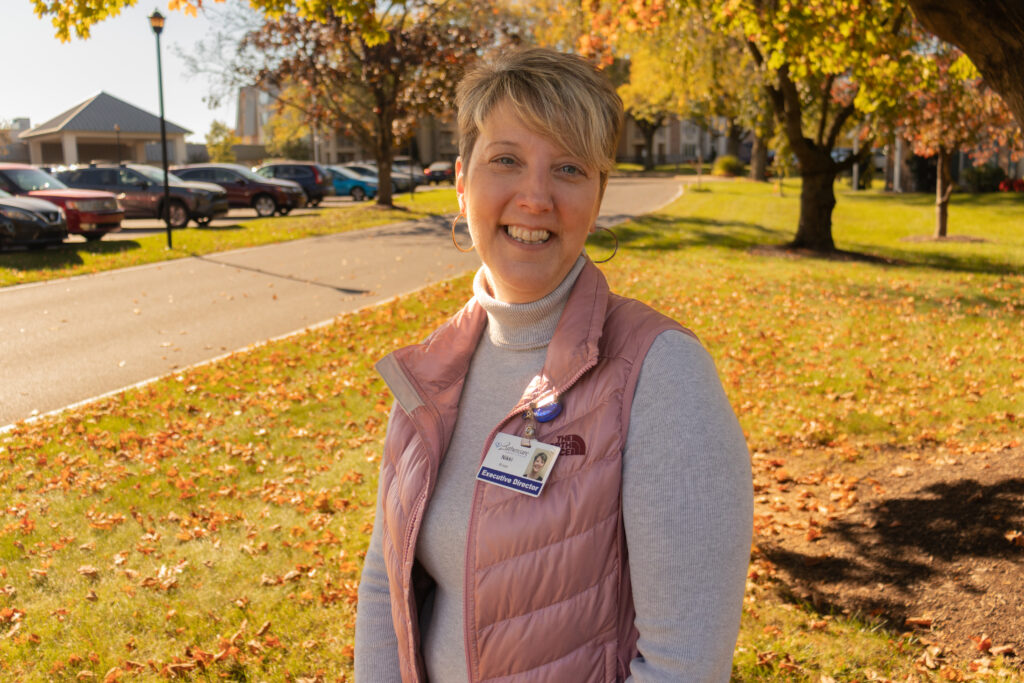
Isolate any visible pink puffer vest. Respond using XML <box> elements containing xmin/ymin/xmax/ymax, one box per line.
<box><xmin>375</xmin><ymin>260</ymin><xmax>692</xmax><ymax>682</ymax></box>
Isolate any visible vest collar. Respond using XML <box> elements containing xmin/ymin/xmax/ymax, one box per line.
<box><xmin>377</xmin><ymin>258</ymin><xmax>609</xmax><ymax>424</ymax></box>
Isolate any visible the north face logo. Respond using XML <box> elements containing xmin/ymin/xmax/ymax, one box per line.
<box><xmin>552</xmin><ymin>434</ymin><xmax>586</xmax><ymax>456</ymax></box>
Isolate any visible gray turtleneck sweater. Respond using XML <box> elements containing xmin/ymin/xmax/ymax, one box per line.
<box><xmin>355</xmin><ymin>256</ymin><xmax>753</xmax><ymax>682</ymax></box>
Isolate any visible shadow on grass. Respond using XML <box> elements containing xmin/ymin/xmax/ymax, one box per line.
<box><xmin>589</xmin><ymin>212</ymin><xmax>789</xmax><ymax>253</ymax></box>
<box><xmin>605</xmin><ymin>208</ymin><xmax>1021</xmax><ymax>276</ymax></box>
<box><xmin>760</xmin><ymin>477</ymin><xmax>1024</xmax><ymax>628</ymax></box>
<box><xmin>0</xmin><ymin>239</ymin><xmax>142</xmax><ymax>271</ymax></box>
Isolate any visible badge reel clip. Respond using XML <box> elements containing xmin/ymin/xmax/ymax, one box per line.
<box><xmin>521</xmin><ymin>397</ymin><xmax>562</xmax><ymax>447</ymax></box>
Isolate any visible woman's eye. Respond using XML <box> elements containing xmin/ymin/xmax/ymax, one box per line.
<box><xmin>492</xmin><ymin>156</ymin><xmax>516</xmax><ymax>166</ymax></box>
<box><xmin>559</xmin><ymin>164</ymin><xmax>585</xmax><ymax>176</ymax></box>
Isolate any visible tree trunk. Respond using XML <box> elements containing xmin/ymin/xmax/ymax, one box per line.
<box><xmin>375</xmin><ymin>110</ymin><xmax>394</xmax><ymax>207</ymax></box>
<box><xmin>935</xmin><ymin>148</ymin><xmax>953</xmax><ymax>238</ymax></box>
<box><xmin>792</xmin><ymin>169</ymin><xmax>838</xmax><ymax>251</ymax></box>
<box><xmin>750</xmin><ymin>134</ymin><xmax>768</xmax><ymax>181</ymax></box>
<box><xmin>725</xmin><ymin>120</ymin><xmax>742</xmax><ymax>158</ymax></box>
<box><xmin>643</xmin><ymin>128</ymin><xmax>656</xmax><ymax>170</ymax></box>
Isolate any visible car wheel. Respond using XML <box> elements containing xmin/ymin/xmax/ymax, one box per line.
<box><xmin>350</xmin><ymin>187</ymin><xmax>366</xmax><ymax>202</ymax></box>
<box><xmin>253</xmin><ymin>194</ymin><xmax>277</xmax><ymax>217</ymax></box>
<box><xmin>309</xmin><ymin>197</ymin><xmax>322</xmax><ymax>207</ymax></box>
<box><xmin>277</xmin><ymin>207</ymin><xmax>292</xmax><ymax>216</ymax></box>
<box><xmin>164</xmin><ymin>200</ymin><xmax>189</xmax><ymax>229</ymax></box>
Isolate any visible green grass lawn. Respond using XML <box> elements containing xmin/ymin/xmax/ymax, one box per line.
<box><xmin>0</xmin><ymin>189</ymin><xmax>459</xmax><ymax>288</ymax></box>
<box><xmin>1</xmin><ymin>180</ymin><xmax>1021</xmax><ymax>680</ymax></box>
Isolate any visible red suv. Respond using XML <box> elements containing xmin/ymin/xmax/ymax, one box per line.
<box><xmin>172</xmin><ymin>163</ymin><xmax>305</xmax><ymax>216</ymax></box>
<box><xmin>0</xmin><ymin>163</ymin><xmax>122</xmax><ymax>241</ymax></box>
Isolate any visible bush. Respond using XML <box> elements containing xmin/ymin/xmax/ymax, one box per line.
<box><xmin>712</xmin><ymin>155</ymin><xmax>745</xmax><ymax>177</ymax></box>
<box><xmin>963</xmin><ymin>164</ymin><xmax>1007</xmax><ymax>193</ymax></box>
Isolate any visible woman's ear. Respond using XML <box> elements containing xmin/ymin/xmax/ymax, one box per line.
<box><xmin>455</xmin><ymin>157</ymin><xmax>466</xmax><ymax>213</ymax></box>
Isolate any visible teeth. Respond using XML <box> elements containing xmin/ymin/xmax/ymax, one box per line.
<box><xmin>505</xmin><ymin>225</ymin><xmax>550</xmax><ymax>244</ymax></box>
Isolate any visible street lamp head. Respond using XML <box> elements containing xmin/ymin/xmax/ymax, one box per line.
<box><xmin>149</xmin><ymin>10</ymin><xmax>165</xmax><ymax>35</ymax></box>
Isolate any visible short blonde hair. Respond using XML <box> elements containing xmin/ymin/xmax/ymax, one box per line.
<box><xmin>455</xmin><ymin>47</ymin><xmax>623</xmax><ymax>186</ymax></box>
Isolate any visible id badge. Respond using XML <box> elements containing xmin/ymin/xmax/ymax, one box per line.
<box><xmin>476</xmin><ymin>432</ymin><xmax>561</xmax><ymax>498</ymax></box>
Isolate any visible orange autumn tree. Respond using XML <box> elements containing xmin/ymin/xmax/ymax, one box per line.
<box><xmin>897</xmin><ymin>39</ymin><xmax>1021</xmax><ymax>238</ymax></box>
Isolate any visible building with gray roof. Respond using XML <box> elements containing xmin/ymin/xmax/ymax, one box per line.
<box><xmin>18</xmin><ymin>92</ymin><xmax>191</xmax><ymax>166</ymax></box>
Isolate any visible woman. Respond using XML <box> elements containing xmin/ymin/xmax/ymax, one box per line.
<box><xmin>355</xmin><ymin>48</ymin><xmax>752</xmax><ymax>682</ymax></box>
<box><xmin>524</xmin><ymin>451</ymin><xmax>549</xmax><ymax>481</ymax></box>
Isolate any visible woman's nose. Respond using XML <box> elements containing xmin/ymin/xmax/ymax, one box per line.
<box><xmin>516</xmin><ymin>169</ymin><xmax>554</xmax><ymax>213</ymax></box>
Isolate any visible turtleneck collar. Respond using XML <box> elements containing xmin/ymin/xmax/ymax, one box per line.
<box><xmin>473</xmin><ymin>254</ymin><xmax>588</xmax><ymax>351</ymax></box>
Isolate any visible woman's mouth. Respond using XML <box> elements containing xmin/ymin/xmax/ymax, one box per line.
<box><xmin>504</xmin><ymin>225</ymin><xmax>551</xmax><ymax>244</ymax></box>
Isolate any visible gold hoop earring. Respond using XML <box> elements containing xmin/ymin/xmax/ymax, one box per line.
<box><xmin>451</xmin><ymin>214</ymin><xmax>474</xmax><ymax>253</ymax></box>
<box><xmin>589</xmin><ymin>226</ymin><xmax>618</xmax><ymax>264</ymax></box>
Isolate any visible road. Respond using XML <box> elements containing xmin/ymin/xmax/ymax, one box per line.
<box><xmin>0</xmin><ymin>176</ymin><xmax>681</xmax><ymax>428</ymax></box>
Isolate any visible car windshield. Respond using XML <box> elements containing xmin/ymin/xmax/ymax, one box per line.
<box><xmin>0</xmin><ymin>188</ymin><xmax>11</xmax><ymax>198</ymax></box>
<box><xmin>345</xmin><ymin>165</ymin><xmax>377</xmax><ymax>178</ymax></box>
<box><xmin>229</xmin><ymin>165</ymin><xmax>273</xmax><ymax>182</ymax></box>
<box><xmin>330</xmin><ymin>166</ymin><xmax>364</xmax><ymax>181</ymax></box>
<box><xmin>131</xmin><ymin>165</ymin><xmax>187</xmax><ymax>186</ymax></box>
<box><xmin>3</xmin><ymin>168</ymin><xmax>69</xmax><ymax>192</ymax></box>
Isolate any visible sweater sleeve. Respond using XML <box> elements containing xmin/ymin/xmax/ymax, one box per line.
<box><xmin>622</xmin><ymin>330</ymin><xmax>753</xmax><ymax>683</ymax></box>
<box><xmin>355</xmin><ymin>457</ymin><xmax>403</xmax><ymax>680</ymax></box>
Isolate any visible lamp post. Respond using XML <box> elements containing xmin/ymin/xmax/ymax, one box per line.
<box><xmin>149</xmin><ymin>9</ymin><xmax>172</xmax><ymax>249</ymax></box>
<box><xmin>114</xmin><ymin>124</ymin><xmax>121</xmax><ymax>165</ymax></box>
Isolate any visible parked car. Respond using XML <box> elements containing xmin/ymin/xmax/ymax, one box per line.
<box><xmin>56</xmin><ymin>164</ymin><xmax>229</xmax><ymax>228</ymax></box>
<box><xmin>339</xmin><ymin>163</ymin><xmax>406</xmax><ymax>193</ymax></box>
<box><xmin>391</xmin><ymin>158</ymin><xmax>428</xmax><ymax>188</ymax></box>
<box><xmin>0</xmin><ymin>163</ymin><xmax>122</xmax><ymax>241</ymax></box>
<box><xmin>424</xmin><ymin>160</ymin><xmax>455</xmax><ymax>184</ymax></box>
<box><xmin>172</xmin><ymin>163</ymin><xmax>305</xmax><ymax>217</ymax></box>
<box><xmin>253</xmin><ymin>162</ymin><xmax>334</xmax><ymax>206</ymax></box>
<box><xmin>343</xmin><ymin>161</ymin><xmax>420</xmax><ymax>192</ymax></box>
<box><xmin>0</xmin><ymin>188</ymin><xmax>67</xmax><ymax>250</ymax></box>
<box><xmin>327</xmin><ymin>165</ymin><xmax>381</xmax><ymax>201</ymax></box>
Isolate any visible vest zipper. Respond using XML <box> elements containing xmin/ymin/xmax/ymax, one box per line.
<box><xmin>462</xmin><ymin>357</ymin><xmax>598</xmax><ymax>682</ymax></box>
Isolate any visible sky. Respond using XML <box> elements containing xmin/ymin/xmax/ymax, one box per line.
<box><xmin>2</xmin><ymin>2</ymin><xmax>239</xmax><ymax>142</ymax></box>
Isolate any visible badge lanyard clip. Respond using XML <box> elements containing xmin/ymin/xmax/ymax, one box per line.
<box><xmin>521</xmin><ymin>404</ymin><xmax>538</xmax><ymax>447</ymax></box>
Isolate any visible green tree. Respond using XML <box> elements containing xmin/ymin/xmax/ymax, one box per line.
<box><xmin>720</xmin><ymin>0</ymin><xmax>914</xmax><ymax>251</ymax></box>
<box><xmin>585</xmin><ymin>0</ymin><xmax>914</xmax><ymax>252</ymax></box>
<box><xmin>260</xmin><ymin>88</ymin><xmax>313</xmax><ymax>161</ymax></box>
<box><xmin>618</xmin><ymin>47</ymin><xmax>676</xmax><ymax>170</ymax></box>
<box><xmin>205</xmin><ymin>119</ymin><xmax>239</xmax><ymax>162</ymax></box>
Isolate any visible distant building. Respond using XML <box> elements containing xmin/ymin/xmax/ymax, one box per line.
<box><xmin>17</xmin><ymin>92</ymin><xmax>190</xmax><ymax>166</ymax></box>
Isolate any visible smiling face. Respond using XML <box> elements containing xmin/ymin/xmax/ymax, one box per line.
<box><xmin>456</xmin><ymin>103</ymin><xmax>603</xmax><ymax>304</ymax></box>
<box><xmin>531</xmin><ymin>453</ymin><xmax>546</xmax><ymax>475</ymax></box>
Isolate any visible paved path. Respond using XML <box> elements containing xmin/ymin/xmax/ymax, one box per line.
<box><xmin>0</xmin><ymin>176</ymin><xmax>681</xmax><ymax>428</ymax></box>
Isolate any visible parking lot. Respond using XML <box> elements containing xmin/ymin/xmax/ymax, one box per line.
<box><xmin>62</xmin><ymin>194</ymin><xmax>366</xmax><ymax>242</ymax></box>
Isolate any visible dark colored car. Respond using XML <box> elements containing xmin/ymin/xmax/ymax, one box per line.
<box><xmin>57</xmin><ymin>164</ymin><xmax>229</xmax><ymax>228</ymax></box>
<box><xmin>0</xmin><ymin>188</ymin><xmax>67</xmax><ymax>250</ymax></box>
<box><xmin>253</xmin><ymin>162</ymin><xmax>334</xmax><ymax>206</ymax></box>
<box><xmin>424</xmin><ymin>160</ymin><xmax>455</xmax><ymax>184</ymax></box>
<box><xmin>0</xmin><ymin>163</ymin><xmax>122</xmax><ymax>241</ymax></box>
<box><xmin>172</xmin><ymin>163</ymin><xmax>305</xmax><ymax>217</ymax></box>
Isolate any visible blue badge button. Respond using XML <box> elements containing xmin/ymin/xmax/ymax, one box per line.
<box><xmin>534</xmin><ymin>402</ymin><xmax>562</xmax><ymax>423</ymax></box>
